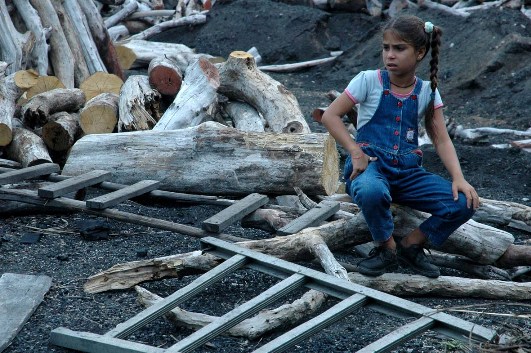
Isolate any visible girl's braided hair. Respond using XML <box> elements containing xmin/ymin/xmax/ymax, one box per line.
<box><xmin>383</xmin><ymin>15</ymin><xmax>442</xmax><ymax>143</ymax></box>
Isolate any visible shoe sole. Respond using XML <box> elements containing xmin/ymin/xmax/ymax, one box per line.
<box><xmin>357</xmin><ymin>263</ymin><xmax>399</xmax><ymax>277</ymax></box>
<box><xmin>398</xmin><ymin>258</ymin><xmax>439</xmax><ymax>278</ymax></box>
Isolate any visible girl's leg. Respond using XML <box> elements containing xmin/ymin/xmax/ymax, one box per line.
<box><xmin>393</xmin><ymin>168</ymin><xmax>474</xmax><ymax>247</ymax></box>
<box><xmin>348</xmin><ymin>163</ymin><xmax>398</xmax><ymax>276</ymax></box>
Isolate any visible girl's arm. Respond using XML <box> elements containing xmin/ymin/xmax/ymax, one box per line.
<box><xmin>322</xmin><ymin>93</ymin><xmax>373</xmax><ymax>180</ymax></box>
<box><xmin>432</xmin><ymin>108</ymin><xmax>480</xmax><ymax>209</ymax></box>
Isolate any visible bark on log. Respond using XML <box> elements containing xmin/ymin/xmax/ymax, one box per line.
<box><xmin>104</xmin><ymin>0</ymin><xmax>138</xmax><ymax>29</ymax></box>
<box><xmin>0</xmin><ymin>0</ymin><xmax>32</xmax><ymax>74</ymax></box>
<box><xmin>118</xmin><ymin>75</ymin><xmax>160</xmax><ymax>132</ymax></box>
<box><xmin>11</xmin><ymin>0</ymin><xmax>49</xmax><ymax>75</ymax></box>
<box><xmin>51</xmin><ymin>0</ymin><xmax>91</xmax><ymax>87</ymax></box>
<box><xmin>218</xmin><ymin>51</ymin><xmax>310</xmax><ymax>134</ymax></box>
<box><xmin>153</xmin><ymin>58</ymin><xmax>218</xmax><ymax>130</ymax></box>
<box><xmin>63</xmin><ymin>121</ymin><xmax>339</xmax><ymax>196</ymax></box>
<box><xmin>223</xmin><ymin>101</ymin><xmax>265</xmax><ymax>132</ymax></box>
<box><xmin>80</xmin><ymin>92</ymin><xmax>119</xmax><ymax>134</ymax></box>
<box><xmin>127</xmin><ymin>13</ymin><xmax>207</xmax><ymax>41</ymax></box>
<box><xmin>348</xmin><ymin>273</ymin><xmax>531</xmax><ymax>300</ymax></box>
<box><xmin>77</xmin><ymin>0</ymin><xmax>124</xmax><ymax>80</ymax></box>
<box><xmin>28</xmin><ymin>0</ymin><xmax>75</xmax><ymax>88</ymax></box>
<box><xmin>42</xmin><ymin>112</ymin><xmax>80</xmax><ymax>152</ymax></box>
<box><xmin>475</xmin><ymin>197</ymin><xmax>531</xmax><ymax>232</ymax></box>
<box><xmin>86</xmin><ymin>217</ymin><xmax>528</xmax><ymax>300</ymax></box>
<box><xmin>116</xmin><ymin>39</ymin><xmax>199</xmax><ymax>68</ymax></box>
<box><xmin>148</xmin><ymin>56</ymin><xmax>183</xmax><ymax>96</ymax></box>
<box><xmin>108</xmin><ymin>24</ymin><xmax>130</xmax><ymax>42</ymax></box>
<box><xmin>0</xmin><ymin>73</ymin><xmax>23</xmax><ymax>147</ymax></box>
<box><xmin>21</xmin><ymin>88</ymin><xmax>86</xmax><ymax>129</ymax></box>
<box><xmin>63</xmin><ymin>0</ymin><xmax>107</xmax><ymax>74</ymax></box>
<box><xmin>5</xmin><ymin>126</ymin><xmax>52</xmax><ymax>167</ymax></box>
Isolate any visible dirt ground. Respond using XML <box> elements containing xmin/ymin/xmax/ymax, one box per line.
<box><xmin>1</xmin><ymin>1</ymin><xmax>530</xmax><ymax>352</ymax></box>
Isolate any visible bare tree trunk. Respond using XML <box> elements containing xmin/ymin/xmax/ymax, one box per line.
<box><xmin>42</xmin><ymin>111</ymin><xmax>80</xmax><ymax>152</ymax></box>
<box><xmin>63</xmin><ymin>122</ymin><xmax>340</xmax><ymax>196</ymax></box>
<box><xmin>5</xmin><ymin>125</ymin><xmax>52</xmax><ymax>167</ymax></box>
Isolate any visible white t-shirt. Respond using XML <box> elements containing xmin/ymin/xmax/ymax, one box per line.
<box><xmin>344</xmin><ymin>69</ymin><xmax>444</xmax><ymax>130</ymax></box>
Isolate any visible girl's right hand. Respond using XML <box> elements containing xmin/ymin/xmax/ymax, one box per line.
<box><xmin>349</xmin><ymin>154</ymin><xmax>377</xmax><ymax>180</ymax></box>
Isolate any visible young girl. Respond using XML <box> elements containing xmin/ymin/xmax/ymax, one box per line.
<box><xmin>321</xmin><ymin>15</ymin><xmax>480</xmax><ymax>278</ymax></box>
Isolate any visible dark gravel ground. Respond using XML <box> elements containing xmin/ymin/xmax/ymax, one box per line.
<box><xmin>1</xmin><ymin>1</ymin><xmax>530</xmax><ymax>352</ymax></box>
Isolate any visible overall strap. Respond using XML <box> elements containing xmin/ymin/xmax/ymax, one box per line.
<box><xmin>380</xmin><ymin>70</ymin><xmax>391</xmax><ymax>91</ymax></box>
<box><xmin>412</xmin><ymin>76</ymin><xmax>423</xmax><ymax>96</ymax></box>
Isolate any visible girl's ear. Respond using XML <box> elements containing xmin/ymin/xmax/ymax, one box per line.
<box><xmin>416</xmin><ymin>47</ymin><xmax>427</xmax><ymax>61</ymax></box>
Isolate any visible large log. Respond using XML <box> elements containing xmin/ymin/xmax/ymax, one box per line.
<box><xmin>153</xmin><ymin>58</ymin><xmax>218</xmax><ymax>130</ymax></box>
<box><xmin>62</xmin><ymin>121</ymin><xmax>340</xmax><ymax>196</ymax></box>
<box><xmin>51</xmin><ymin>0</ymin><xmax>91</xmax><ymax>87</ymax></box>
<box><xmin>63</xmin><ymin>0</ymin><xmax>106</xmax><ymax>74</ymax></box>
<box><xmin>11</xmin><ymin>0</ymin><xmax>49</xmax><ymax>75</ymax></box>
<box><xmin>21</xmin><ymin>88</ymin><xmax>86</xmax><ymax>129</ymax></box>
<box><xmin>218</xmin><ymin>51</ymin><xmax>311</xmax><ymax>134</ymax></box>
<box><xmin>4</xmin><ymin>125</ymin><xmax>52</xmax><ymax>167</ymax></box>
<box><xmin>28</xmin><ymin>0</ymin><xmax>75</xmax><ymax>88</ymax></box>
<box><xmin>348</xmin><ymin>273</ymin><xmax>531</xmax><ymax>300</ymax></box>
<box><xmin>79</xmin><ymin>92</ymin><xmax>119</xmax><ymax>134</ymax></box>
<box><xmin>0</xmin><ymin>72</ymin><xmax>23</xmax><ymax>146</ymax></box>
<box><xmin>42</xmin><ymin>111</ymin><xmax>80</xmax><ymax>152</ymax></box>
<box><xmin>0</xmin><ymin>0</ymin><xmax>32</xmax><ymax>74</ymax></box>
<box><xmin>77</xmin><ymin>0</ymin><xmax>124</xmax><ymax>80</ymax></box>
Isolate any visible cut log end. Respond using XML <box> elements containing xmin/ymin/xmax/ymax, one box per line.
<box><xmin>0</xmin><ymin>124</ymin><xmax>12</xmax><ymax>146</ymax></box>
<box><xmin>80</xmin><ymin>105</ymin><xmax>118</xmax><ymax>135</ymax></box>
<box><xmin>148</xmin><ymin>66</ymin><xmax>182</xmax><ymax>96</ymax></box>
<box><xmin>282</xmin><ymin>121</ymin><xmax>306</xmax><ymax>134</ymax></box>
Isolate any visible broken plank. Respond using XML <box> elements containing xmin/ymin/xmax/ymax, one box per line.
<box><xmin>277</xmin><ymin>201</ymin><xmax>340</xmax><ymax>236</ymax></box>
<box><xmin>85</xmin><ymin>180</ymin><xmax>160</xmax><ymax>209</ymax></box>
<box><xmin>202</xmin><ymin>193</ymin><xmax>269</xmax><ymax>233</ymax></box>
<box><xmin>38</xmin><ymin>170</ymin><xmax>111</xmax><ymax>199</ymax></box>
<box><xmin>0</xmin><ymin>273</ymin><xmax>52</xmax><ymax>352</ymax></box>
<box><xmin>0</xmin><ymin>163</ymin><xmax>60</xmax><ymax>185</ymax></box>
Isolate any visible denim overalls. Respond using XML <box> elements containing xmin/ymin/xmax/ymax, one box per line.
<box><xmin>344</xmin><ymin>70</ymin><xmax>474</xmax><ymax>246</ymax></box>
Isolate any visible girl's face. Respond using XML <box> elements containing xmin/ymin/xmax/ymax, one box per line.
<box><xmin>382</xmin><ymin>31</ymin><xmax>425</xmax><ymax>76</ymax></box>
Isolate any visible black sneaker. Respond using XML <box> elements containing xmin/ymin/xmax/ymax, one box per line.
<box><xmin>356</xmin><ymin>246</ymin><xmax>398</xmax><ymax>276</ymax></box>
<box><xmin>397</xmin><ymin>243</ymin><xmax>440</xmax><ymax>278</ymax></box>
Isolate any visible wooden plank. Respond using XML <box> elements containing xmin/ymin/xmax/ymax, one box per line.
<box><xmin>277</xmin><ymin>201</ymin><xmax>340</xmax><ymax>235</ymax></box>
<box><xmin>0</xmin><ymin>188</ymin><xmax>245</xmax><ymax>243</ymax></box>
<box><xmin>0</xmin><ymin>273</ymin><xmax>52</xmax><ymax>352</ymax></box>
<box><xmin>50</xmin><ymin>327</ymin><xmax>165</xmax><ymax>353</ymax></box>
<box><xmin>85</xmin><ymin>180</ymin><xmax>160</xmax><ymax>209</ymax></box>
<box><xmin>356</xmin><ymin>317</ymin><xmax>434</xmax><ymax>353</ymax></box>
<box><xmin>106</xmin><ymin>254</ymin><xmax>247</xmax><ymax>339</ymax></box>
<box><xmin>202</xmin><ymin>193</ymin><xmax>269</xmax><ymax>233</ymax></box>
<box><xmin>0</xmin><ymin>163</ymin><xmax>60</xmax><ymax>185</ymax></box>
<box><xmin>38</xmin><ymin>170</ymin><xmax>111</xmax><ymax>199</ymax></box>
<box><xmin>166</xmin><ymin>273</ymin><xmax>306</xmax><ymax>353</ymax></box>
<box><xmin>252</xmin><ymin>293</ymin><xmax>367</xmax><ymax>353</ymax></box>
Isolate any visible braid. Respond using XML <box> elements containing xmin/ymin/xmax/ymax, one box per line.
<box><xmin>425</xmin><ymin>26</ymin><xmax>442</xmax><ymax>144</ymax></box>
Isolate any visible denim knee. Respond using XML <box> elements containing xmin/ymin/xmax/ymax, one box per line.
<box><xmin>448</xmin><ymin>193</ymin><xmax>475</xmax><ymax>223</ymax></box>
<box><xmin>352</xmin><ymin>181</ymin><xmax>391</xmax><ymax>210</ymax></box>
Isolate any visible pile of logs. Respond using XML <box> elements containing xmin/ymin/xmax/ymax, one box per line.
<box><xmin>0</xmin><ymin>0</ymin><xmax>530</xmax><ymax>345</ymax></box>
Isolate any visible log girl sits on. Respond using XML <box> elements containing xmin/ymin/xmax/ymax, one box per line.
<box><xmin>321</xmin><ymin>15</ymin><xmax>480</xmax><ymax>278</ymax></box>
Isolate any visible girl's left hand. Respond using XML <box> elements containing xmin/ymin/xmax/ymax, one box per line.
<box><xmin>452</xmin><ymin>178</ymin><xmax>480</xmax><ymax>209</ymax></box>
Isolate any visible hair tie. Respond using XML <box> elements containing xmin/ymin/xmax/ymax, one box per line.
<box><xmin>424</xmin><ymin>21</ymin><xmax>434</xmax><ymax>34</ymax></box>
